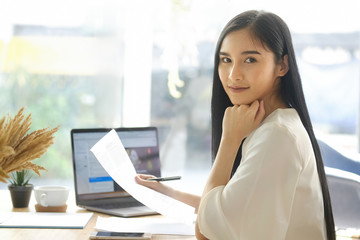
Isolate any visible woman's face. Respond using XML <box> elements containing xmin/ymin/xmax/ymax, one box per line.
<box><xmin>218</xmin><ymin>28</ymin><xmax>287</xmax><ymax>107</ymax></box>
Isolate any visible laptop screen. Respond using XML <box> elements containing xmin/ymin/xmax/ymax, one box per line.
<box><xmin>71</xmin><ymin>127</ymin><xmax>161</xmax><ymax>201</ymax></box>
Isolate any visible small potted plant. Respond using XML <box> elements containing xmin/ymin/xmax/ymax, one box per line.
<box><xmin>0</xmin><ymin>107</ymin><xmax>59</xmax><ymax>208</ymax></box>
<box><xmin>8</xmin><ymin>169</ymin><xmax>34</xmax><ymax>208</ymax></box>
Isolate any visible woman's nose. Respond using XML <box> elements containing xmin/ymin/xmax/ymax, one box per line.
<box><xmin>229</xmin><ymin>63</ymin><xmax>242</xmax><ymax>81</ymax></box>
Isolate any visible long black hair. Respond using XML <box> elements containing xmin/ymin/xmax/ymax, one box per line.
<box><xmin>211</xmin><ymin>10</ymin><xmax>335</xmax><ymax>240</ymax></box>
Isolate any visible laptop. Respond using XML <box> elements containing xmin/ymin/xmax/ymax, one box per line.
<box><xmin>70</xmin><ymin>127</ymin><xmax>161</xmax><ymax>217</ymax></box>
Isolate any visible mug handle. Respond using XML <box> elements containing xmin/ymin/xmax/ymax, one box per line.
<box><xmin>40</xmin><ymin>193</ymin><xmax>48</xmax><ymax>207</ymax></box>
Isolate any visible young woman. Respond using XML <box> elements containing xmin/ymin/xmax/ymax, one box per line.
<box><xmin>136</xmin><ymin>10</ymin><xmax>335</xmax><ymax>240</ymax></box>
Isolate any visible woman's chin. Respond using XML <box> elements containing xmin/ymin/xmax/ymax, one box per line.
<box><xmin>230</xmin><ymin>100</ymin><xmax>253</xmax><ymax>106</ymax></box>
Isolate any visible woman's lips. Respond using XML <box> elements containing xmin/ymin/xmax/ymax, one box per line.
<box><xmin>228</xmin><ymin>86</ymin><xmax>249</xmax><ymax>93</ymax></box>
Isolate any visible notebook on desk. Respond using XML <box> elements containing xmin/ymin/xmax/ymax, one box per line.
<box><xmin>70</xmin><ymin>127</ymin><xmax>161</xmax><ymax>217</ymax></box>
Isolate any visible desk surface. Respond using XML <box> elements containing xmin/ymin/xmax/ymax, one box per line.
<box><xmin>0</xmin><ymin>189</ymin><xmax>196</xmax><ymax>240</ymax></box>
<box><xmin>1</xmin><ymin>189</ymin><xmax>359</xmax><ymax>240</ymax></box>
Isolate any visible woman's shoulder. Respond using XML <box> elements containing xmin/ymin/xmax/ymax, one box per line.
<box><xmin>260</xmin><ymin>108</ymin><xmax>305</xmax><ymax>135</ymax></box>
<box><xmin>242</xmin><ymin>108</ymin><xmax>314</xmax><ymax>167</ymax></box>
<box><xmin>247</xmin><ymin>108</ymin><xmax>302</xmax><ymax>143</ymax></box>
<box><xmin>246</xmin><ymin>108</ymin><xmax>313</xmax><ymax>157</ymax></box>
<box><xmin>264</xmin><ymin>107</ymin><xmax>300</xmax><ymax>123</ymax></box>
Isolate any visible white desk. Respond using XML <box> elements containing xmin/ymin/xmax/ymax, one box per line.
<box><xmin>1</xmin><ymin>189</ymin><xmax>359</xmax><ymax>240</ymax></box>
<box><xmin>0</xmin><ymin>189</ymin><xmax>196</xmax><ymax>240</ymax></box>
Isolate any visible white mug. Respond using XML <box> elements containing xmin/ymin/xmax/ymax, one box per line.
<box><xmin>34</xmin><ymin>186</ymin><xmax>69</xmax><ymax>207</ymax></box>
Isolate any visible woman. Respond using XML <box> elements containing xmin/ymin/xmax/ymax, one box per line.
<box><xmin>136</xmin><ymin>10</ymin><xmax>335</xmax><ymax>240</ymax></box>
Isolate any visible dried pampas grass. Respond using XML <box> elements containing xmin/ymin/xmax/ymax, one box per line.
<box><xmin>0</xmin><ymin>108</ymin><xmax>59</xmax><ymax>183</ymax></box>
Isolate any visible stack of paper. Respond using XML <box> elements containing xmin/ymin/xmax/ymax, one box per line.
<box><xmin>0</xmin><ymin>212</ymin><xmax>93</xmax><ymax>229</ymax></box>
<box><xmin>95</xmin><ymin>216</ymin><xmax>195</xmax><ymax>235</ymax></box>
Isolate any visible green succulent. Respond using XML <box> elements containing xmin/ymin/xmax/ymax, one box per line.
<box><xmin>9</xmin><ymin>170</ymin><xmax>32</xmax><ymax>186</ymax></box>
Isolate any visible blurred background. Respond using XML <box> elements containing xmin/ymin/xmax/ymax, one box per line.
<box><xmin>0</xmin><ymin>0</ymin><xmax>359</xmax><ymax>194</ymax></box>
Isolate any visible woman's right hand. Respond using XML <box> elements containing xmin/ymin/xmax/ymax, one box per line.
<box><xmin>222</xmin><ymin>100</ymin><xmax>265</xmax><ymax>148</ymax></box>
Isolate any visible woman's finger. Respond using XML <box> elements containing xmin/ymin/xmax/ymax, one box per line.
<box><xmin>136</xmin><ymin>174</ymin><xmax>155</xmax><ymax>180</ymax></box>
<box><xmin>254</xmin><ymin>100</ymin><xmax>266</xmax><ymax>124</ymax></box>
<box><xmin>135</xmin><ymin>174</ymin><xmax>161</xmax><ymax>190</ymax></box>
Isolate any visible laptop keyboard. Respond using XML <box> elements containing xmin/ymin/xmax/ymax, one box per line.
<box><xmin>91</xmin><ymin>201</ymin><xmax>143</xmax><ymax>209</ymax></box>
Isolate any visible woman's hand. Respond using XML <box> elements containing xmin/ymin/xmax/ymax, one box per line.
<box><xmin>135</xmin><ymin>174</ymin><xmax>178</xmax><ymax>199</ymax></box>
<box><xmin>135</xmin><ymin>174</ymin><xmax>201</xmax><ymax>211</ymax></box>
<box><xmin>222</xmin><ymin>100</ymin><xmax>265</xmax><ymax>147</ymax></box>
<box><xmin>135</xmin><ymin>174</ymin><xmax>168</xmax><ymax>193</ymax></box>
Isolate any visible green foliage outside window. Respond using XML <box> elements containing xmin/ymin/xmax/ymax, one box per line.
<box><xmin>0</xmin><ymin>69</ymin><xmax>98</xmax><ymax>179</ymax></box>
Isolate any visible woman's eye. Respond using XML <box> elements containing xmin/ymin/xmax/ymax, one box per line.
<box><xmin>221</xmin><ymin>57</ymin><xmax>231</xmax><ymax>63</ymax></box>
<box><xmin>245</xmin><ymin>57</ymin><xmax>256</xmax><ymax>63</ymax></box>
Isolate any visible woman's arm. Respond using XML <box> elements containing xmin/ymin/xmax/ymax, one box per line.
<box><xmin>195</xmin><ymin>220</ymin><xmax>208</xmax><ymax>240</ymax></box>
<box><xmin>196</xmin><ymin>101</ymin><xmax>265</xmax><ymax>239</ymax></box>
<box><xmin>135</xmin><ymin>174</ymin><xmax>201</xmax><ymax>212</ymax></box>
<box><xmin>202</xmin><ymin>101</ymin><xmax>265</xmax><ymax>198</ymax></box>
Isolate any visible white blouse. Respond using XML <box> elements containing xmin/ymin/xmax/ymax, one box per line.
<box><xmin>197</xmin><ymin>108</ymin><xmax>327</xmax><ymax>240</ymax></box>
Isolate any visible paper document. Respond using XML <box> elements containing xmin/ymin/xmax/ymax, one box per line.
<box><xmin>90</xmin><ymin>129</ymin><xmax>195</xmax><ymax>223</ymax></box>
<box><xmin>96</xmin><ymin>216</ymin><xmax>195</xmax><ymax>235</ymax></box>
<box><xmin>0</xmin><ymin>212</ymin><xmax>93</xmax><ymax>229</ymax></box>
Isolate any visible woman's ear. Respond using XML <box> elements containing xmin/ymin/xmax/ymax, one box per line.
<box><xmin>277</xmin><ymin>54</ymin><xmax>289</xmax><ymax>77</ymax></box>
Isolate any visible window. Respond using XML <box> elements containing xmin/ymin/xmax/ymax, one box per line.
<box><xmin>1</xmin><ymin>0</ymin><xmax>359</xmax><ymax>194</ymax></box>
